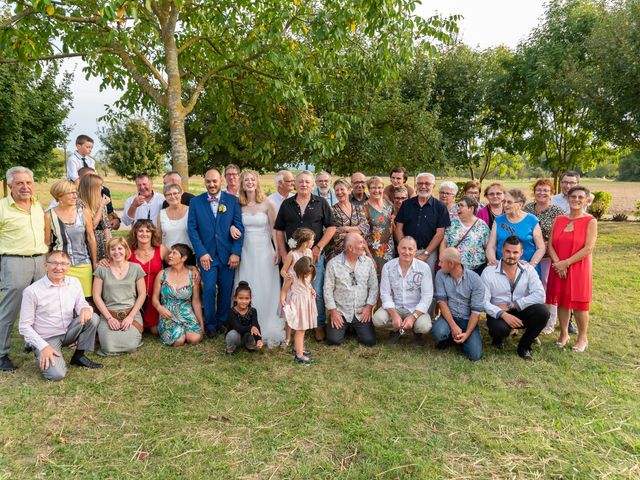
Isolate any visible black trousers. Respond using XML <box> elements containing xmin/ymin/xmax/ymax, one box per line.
<box><xmin>487</xmin><ymin>303</ymin><xmax>549</xmax><ymax>351</ymax></box>
<box><xmin>326</xmin><ymin>315</ymin><xmax>376</xmax><ymax>347</ymax></box>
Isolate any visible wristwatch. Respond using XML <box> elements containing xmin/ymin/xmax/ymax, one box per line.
<box><xmin>424</xmin><ymin>250</ymin><xmax>430</xmax><ymax>257</ymax></box>
<box><xmin>412</xmin><ymin>312</ymin><xmax>419</xmax><ymax>320</ymax></box>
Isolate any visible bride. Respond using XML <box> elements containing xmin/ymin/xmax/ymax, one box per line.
<box><xmin>233</xmin><ymin>170</ymin><xmax>284</xmax><ymax>347</ymax></box>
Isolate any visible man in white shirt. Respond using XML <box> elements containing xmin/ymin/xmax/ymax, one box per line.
<box><xmin>373</xmin><ymin>236</ymin><xmax>433</xmax><ymax>345</ymax></box>
<box><xmin>551</xmin><ymin>170</ymin><xmax>580</xmax><ymax>213</ymax></box>
<box><xmin>66</xmin><ymin>134</ymin><xmax>96</xmax><ymax>182</ymax></box>
<box><xmin>267</xmin><ymin>170</ymin><xmax>295</xmax><ymax>215</ymax></box>
<box><xmin>122</xmin><ymin>173</ymin><xmax>165</xmax><ymax>226</ymax></box>
<box><xmin>312</xmin><ymin>171</ymin><xmax>338</xmax><ymax>206</ymax></box>
<box><xmin>481</xmin><ymin>235</ymin><xmax>549</xmax><ymax>360</ymax></box>
<box><xmin>19</xmin><ymin>251</ymin><xmax>102</xmax><ymax>381</ymax></box>
<box><xmin>324</xmin><ymin>233</ymin><xmax>378</xmax><ymax>346</ymax></box>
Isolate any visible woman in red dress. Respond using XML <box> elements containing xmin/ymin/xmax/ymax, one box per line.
<box><xmin>546</xmin><ymin>186</ymin><xmax>598</xmax><ymax>352</ymax></box>
<box><xmin>128</xmin><ymin>220</ymin><xmax>169</xmax><ymax>335</ymax></box>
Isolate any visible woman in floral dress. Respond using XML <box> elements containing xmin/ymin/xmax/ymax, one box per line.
<box><xmin>151</xmin><ymin>243</ymin><xmax>204</xmax><ymax>346</ymax></box>
<box><xmin>364</xmin><ymin>176</ymin><xmax>395</xmax><ymax>276</ymax></box>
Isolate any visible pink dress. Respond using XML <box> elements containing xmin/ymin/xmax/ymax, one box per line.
<box><xmin>285</xmin><ymin>273</ymin><xmax>318</xmax><ymax>331</ymax></box>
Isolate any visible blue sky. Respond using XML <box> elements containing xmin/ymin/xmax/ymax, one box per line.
<box><xmin>61</xmin><ymin>0</ymin><xmax>545</xmax><ymax>155</ymax></box>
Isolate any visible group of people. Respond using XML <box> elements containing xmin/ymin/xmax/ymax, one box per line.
<box><xmin>0</xmin><ymin>134</ymin><xmax>597</xmax><ymax>378</ymax></box>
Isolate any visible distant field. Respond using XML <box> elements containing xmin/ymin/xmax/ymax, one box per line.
<box><xmin>25</xmin><ymin>174</ymin><xmax>640</xmax><ymax>216</ymax></box>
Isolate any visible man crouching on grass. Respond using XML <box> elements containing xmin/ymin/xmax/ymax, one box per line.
<box><xmin>19</xmin><ymin>251</ymin><xmax>102</xmax><ymax>381</ymax></box>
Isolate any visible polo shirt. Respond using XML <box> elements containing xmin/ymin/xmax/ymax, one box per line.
<box><xmin>274</xmin><ymin>194</ymin><xmax>336</xmax><ymax>249</ymax></box>
<box><xmin>0</xmin><ymin>196</ymin><xmax>48</xmax><ymax>256</ymax></box>
<box><xmin>394</xmin><ymin>196</ymin><xmax>451</xmax><ymax>249</ymax></box>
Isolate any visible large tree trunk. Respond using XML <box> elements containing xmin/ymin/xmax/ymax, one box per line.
<box><xmin>162</xmin><ymin>4</ymin><xmax>189</xmax><ymax>189</ymax></box>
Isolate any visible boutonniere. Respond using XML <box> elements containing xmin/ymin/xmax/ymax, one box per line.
<box><xmin>218</xmin><ymin>204</ymin><xmax>227</xmax><ymax>213</ymax></box>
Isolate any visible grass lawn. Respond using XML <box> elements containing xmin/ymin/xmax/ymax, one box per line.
<box><xmin>0</xmin><ymin>223</ymin><xmax>638</xmax><ymax>478</ymax></box>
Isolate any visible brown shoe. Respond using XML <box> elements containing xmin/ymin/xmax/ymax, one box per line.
<box><xmin>314</xmin><ymin>327</ymin><xmax>325</xmax><ymax>342</ymax></box>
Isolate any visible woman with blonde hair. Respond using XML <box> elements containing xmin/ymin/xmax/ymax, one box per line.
<box><xmin>93</xmin><ymin>237</ymin><xmax>145</xmax><ymax>355</ymax></box>
<box><xmin>45</xmin><ymin>179</ymin><xmax>98</xmax><ymax>297</ymax></box>
<box><xmin>233</xmin><ymin>170</ymin><xmax>284</xmax><ymax>347</ymax></box>
<box><xmin>78</xmin><ymin>173</ymin><xmax>112</xmax><ymax>261</ymax></box>
<box><xmin>364</xmin><ymin>176</ymin><xmax>394</xmax><ymax>274</ymax></box>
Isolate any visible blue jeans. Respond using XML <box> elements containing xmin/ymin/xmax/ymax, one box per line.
<box><xmin>311</xmin><ymin>253</ymin><xmax>326</xmax><ymax>328</ymax></box>
<box><xmin>431</xmin><ymin>316</ymin><xmax>483</xmax><ymax>361</ymax></box>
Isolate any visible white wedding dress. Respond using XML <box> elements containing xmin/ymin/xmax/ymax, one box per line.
<box><xmin>234</xmin><ymin>203</ymin><xmax>285</xmax><ymax>347</ymax></box>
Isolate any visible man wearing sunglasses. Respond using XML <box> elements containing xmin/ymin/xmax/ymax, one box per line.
<box><xmin>324</xmin><ymin>233</ymin><xmax>378</xmax><ymax>347</ymax></box>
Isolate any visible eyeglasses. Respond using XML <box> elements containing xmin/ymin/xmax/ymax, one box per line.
<box><xmin>561</xmin><ymin>180</ymin><xmax>578</xmax><ymax>185</ymax></box>
<box><xmin>46</xmin><ymin>261</ymin><xmax>70</xmax><ymax>267</ymax></box>
<box><xmin>439</xmin><ymin>191</ymin><xmax>454</xmax><ymax>196</ymax></box>
<box><xmin>226</xmin><ymin>173</ymin><xmax>239</xmax><ymax>177</ymax></box>
<box><xmin>569</xmin><ymin>194</ymin><xmax>587</xmax><ymax>200</ymax></box>
<box><xmin>349</xmin><ymin>271</ymin><xmax>358</xmax><ymax>286</ymax></box>
<box><xmin>394</xmin><ymin>196</ymin><xmax>408</xmax><ymax>201</ymax></box>
<box><xmin>487</xmin><ymin>192</ymin><xmax>504</xmax><ymax>197</ymax></box>
<box><xmin>457</xmin><ymin>203</ymin><xmax>467</xmax><ymax>209</ymax></box>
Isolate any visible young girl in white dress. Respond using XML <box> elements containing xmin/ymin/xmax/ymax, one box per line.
<box><xmin>279</xmin><ymin>228</ymin><xmax>315</xmax><ymax>347</ymax></box>
<box><xmin>280</xmin><ymin>255</ymin><xmax>317</xmax><ymax>364</ymax></box>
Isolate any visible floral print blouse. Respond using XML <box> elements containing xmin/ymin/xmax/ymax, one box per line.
<box><xmin>364</xmin><ymin>200</ymin><xmax>395</xmax><ymax>273</ymax></box>
<box><xmin>325</xmin><ymin>203</ymin><xmax>370</xmax><ymax>262</ymax></box>
<box><xmin>523</xmin><ymin>202</ymin><xmax>566</xmax><ymax>241</ymax></box>
<box><xmin>444</xmin><ymin>215</ymin><xmax>490</xmax><ymax>269</ymax></box>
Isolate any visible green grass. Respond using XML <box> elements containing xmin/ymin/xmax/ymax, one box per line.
<box><xmin>1</xmin><ymin>223</ymin><xmax>639</xmax><ymax>479</ymax></box>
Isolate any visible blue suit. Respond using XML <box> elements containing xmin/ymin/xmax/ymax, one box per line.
<box><xmin>188</xmin><ymin>191</ymin><xmax>244</xmax><ymax>330</ymax></box>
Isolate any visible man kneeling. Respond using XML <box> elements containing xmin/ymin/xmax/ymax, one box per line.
<box><xmin>324</xmin><ymin>233</ymin><xmax>378</xmax><ymax>346</ymax></box>
<box><xmin>19</xmin><ymin>251</ymin><xmax>102</xmax><ymax>380</ymax></box>
<box><xmin>373</xmin><ymin>236</ymin><xmax>433</xmax><ymax>345</ymax></box>
<box><xmin>431</xmin><ymin>248</ymin><xmax>485</xmax><ymax>361</ymax></box>
<box><xmin>481</xmin><ymin>235</ymin><xmax>549</xmax><ymax>360</ymax></box>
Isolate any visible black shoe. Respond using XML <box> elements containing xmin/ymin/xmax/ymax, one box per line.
<box><xmin>70</xmin><ymin>355</ymin><xmax>103</xmax><ymax>369</ymax></box>
<box><xmin>492</xmin><ymin>339</ymin><xmax>505</xmax><ymax>350</ymax></box>
<box><xmin>216</xmin><ymin>325</ymin><xmax>227</xmax><ymax>335</ymax></box>
<box><xmin>436</xmin><ymin>339</ymin><xmax>451</xmax><ymax>350</ymax></box>
<box><xmin>0</xmin><ymin>355</ymin><xmax>17</xmax><ymax>372</ymax></box>
<box><xmin>24</xmin><ymin>343</ymin><xmax>34</xmax><ymax>353</ymax></box>
<box><xmin>413</xmin><ymin>333</ymin><xmax>426</xmax><ymax>346</ymax></box>
<box><xmin>385</xmin><ymin>331</ymin><xmax>401</xmax><ymax>345</ymax></box>
<box><xmin>517</xmin><ymin>349</ymin><xmax>533</xmax><ymax>361</ymax></box>
<box><xmin>568</xmin><ymin>320</ymin><xmax>578</xmax><ymax>335</ymax></box>
<box><xmin>206</xmin><ymin>329</ymin><xmax>218</xmax><ymax>339</ymax></box>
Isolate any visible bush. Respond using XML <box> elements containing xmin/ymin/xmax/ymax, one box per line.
<box><xmin>611</xmin><ymin>213</ymin><xmax>628</xmax><ymax>222</ymax></box>
<box><xmin>589</xmin><ymin>191</ymin><xmax>613</xmax><ymax>220</ymax></box>
<box><xmin>636</xmin><ymin>200</ymin><xmax>640</xmax><ymax>219</ymax></box>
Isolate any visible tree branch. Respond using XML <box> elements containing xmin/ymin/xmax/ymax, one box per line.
<box><xmin>0</xmin><ymin>6</ymin><xmax>34</xmax><ymax>28</ymax></box>
<box><xmin>0</xmin><ymin>50</ymin><xmax>107</xmax><ymax>63</ymax></box>
<box><xmin>183</xmin><ymin>70</ymin><xmax>217</xmax><ymax>116</ymax></box>
<box><xmin>131</xmin><ymin>46</ymin><xmax>168</xmax><ymax>90</ymax></box>
<box><xmin>111</xmin><ymin>46</ymin><xmax>166</xmax><ymax>107</ymax></box>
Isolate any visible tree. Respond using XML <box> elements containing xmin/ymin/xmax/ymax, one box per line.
<box><xmin>1</xmin><ymin>1</ymin><xmax>458</xmax><ymax>183</ymax></box>
<box><xmin>431</xmin><ymin>44</ymin><xmax>514</xmax><ymax>182</ymax></box>
<box><xmin>99</xmin><ymin>118</ymin><xmax>165</xmax><ymax>180</ymax></box>
<box><xmin>499</xmin><ymin>0</ymin><xmax>613</xmax><ymax>191</ymax></box>
<box><xmin>584</xmin><ymin>0</ymin><xmax>640</xmax><ymax>149</ymax></box>
<box><xmin>0</xmin><ymin>62</ymin><xmax>71</xmax><ymax>194</ymax></box>
<box><xmin>618</xmin><ymin>151</ymin><xmax>640</xmax><ymax>181</ymax></box>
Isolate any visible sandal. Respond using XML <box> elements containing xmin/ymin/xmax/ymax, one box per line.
<box><xmin>293</xmin><ymin>355</ymin><xmax>314</xmax><ymax>365</ymax></box>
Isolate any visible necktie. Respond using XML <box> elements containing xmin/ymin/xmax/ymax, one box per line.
<box><xmin>208</xmin><ymin>196</ymin><xmax>218</xmax><ymax>205</ymax></box>
<box><xmin>81</xmin><ymin>157</ymin><xmax>88</xmax><ymax>168</ymax></box>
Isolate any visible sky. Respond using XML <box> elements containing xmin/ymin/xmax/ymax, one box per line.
<box><xmin>61</xmin><ymin>0</ymin><xmax>546</xmax><ymax>155</ymax></box>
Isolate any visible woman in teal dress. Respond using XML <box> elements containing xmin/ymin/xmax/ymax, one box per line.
<box><xmin>151</xmin><ymin>243</ymin><xmax>204</xmax><ymax>346</ymax></box>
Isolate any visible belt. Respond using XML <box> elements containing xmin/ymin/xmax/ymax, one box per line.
<box><xmin>1</xmin><ymin>253</ymin><xmax>45</xmax><ymax>258</ymax></box>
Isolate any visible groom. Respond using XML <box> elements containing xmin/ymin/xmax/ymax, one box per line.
<box><xmin>188</xmin><ymin>168</ymin><xmax>244</xmax><ymax>338</ymax></box>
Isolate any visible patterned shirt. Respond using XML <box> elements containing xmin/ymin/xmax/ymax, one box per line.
<box><xmin>444</xmin><ymin>216</ymin><xmax>490</xmax><ymax>268</ymax></box>
<box><xmin>324</xmin><ymin>253</ymin><xmax>378</xmax><ymax>323</ymax></box>
<box><xmin>523</xmin><ymin>202</ymin><xmax>565</xmax><ymax>241</ymax></box>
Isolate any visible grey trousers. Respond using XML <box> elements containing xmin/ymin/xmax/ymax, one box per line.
<box><xmin>34</xmin><ymin>313</ymin><xmax>100</xmax><ymax>381</ymax></box>
<box><xmin>0</xmin><ymin>255</ymin><xmax>45</xmax><ymax>356</ymax></box>
<box><xmin>372</xmin><ymin>308</ymin><xmax>432</xmax><ymax>334</ymax></box>
<box><xmin>226</xmin><ymin>330</ymin><xmax>256</xmax><ymax>350</ymax></box>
